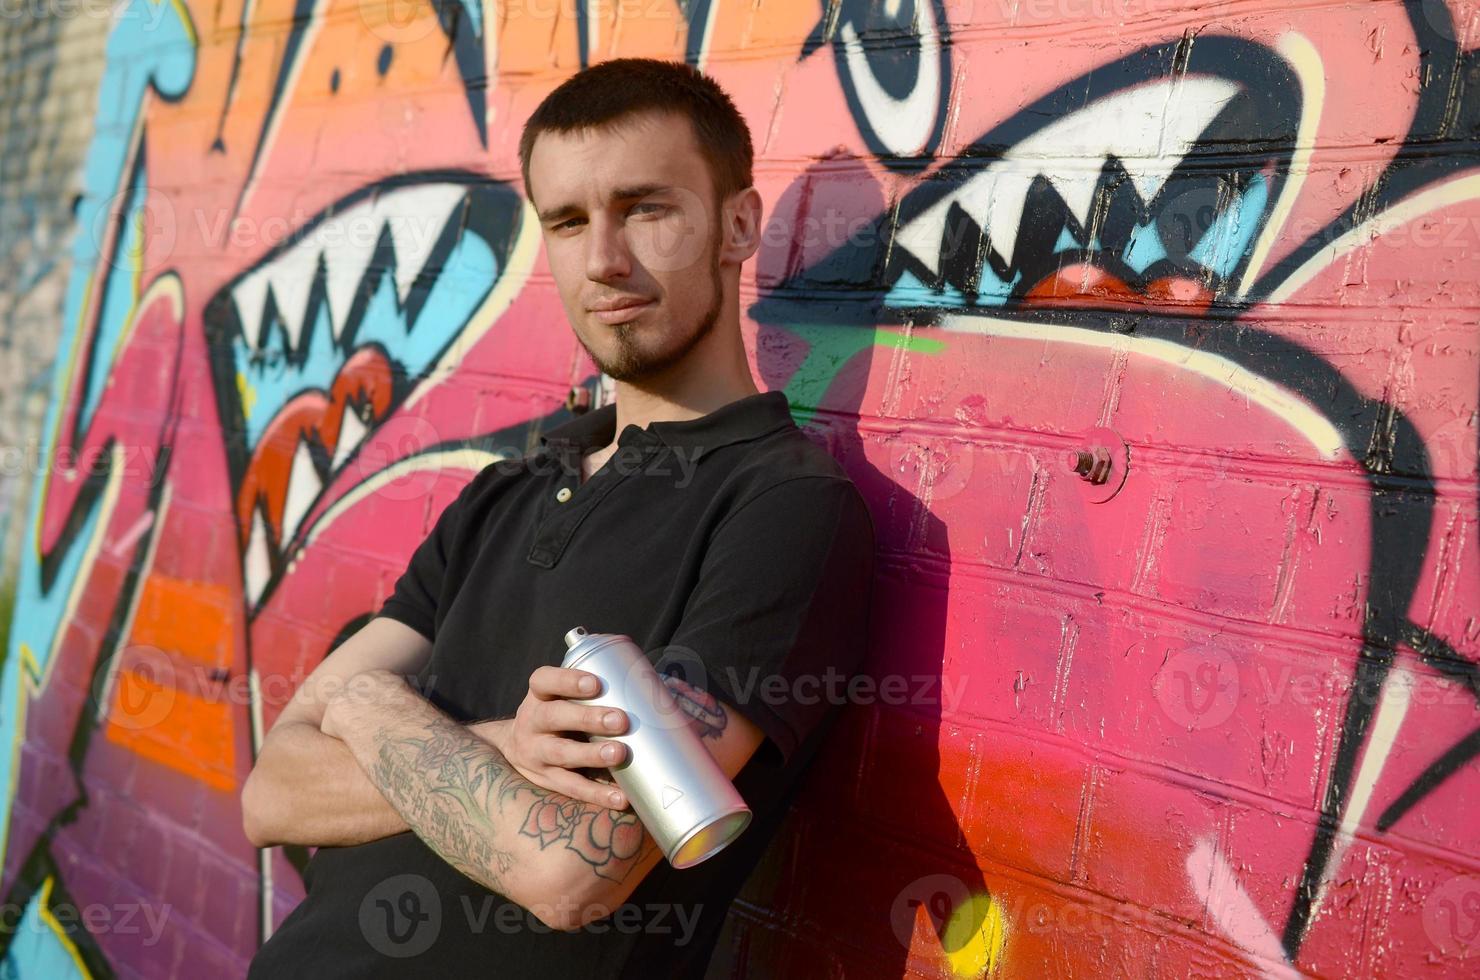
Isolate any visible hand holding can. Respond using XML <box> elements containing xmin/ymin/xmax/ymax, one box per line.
<box><xmin>482</xmin><ymin>666</ymin><xmax>634</xmax><ymax>809</ymax></box>
<box><xmin>561</xmin><ymin>627</ymin><xmax>752</xmax><ymax>869</ymax></box>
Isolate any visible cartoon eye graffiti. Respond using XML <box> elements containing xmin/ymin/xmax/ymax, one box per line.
<box><xmin>802</xmin><ymin>0</ymin><xmax>952</xmax><ymax>164</ymax></box>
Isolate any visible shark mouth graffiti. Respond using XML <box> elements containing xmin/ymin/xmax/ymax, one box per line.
<box><xmin>770</xmin><ymin>38</ymin><xmax>1298</xmax><ymax>322</ymax></box>
<box><xmin>203</xmin><ymin>172</ymin><xmax>525</xmax><ymax>613</ymax></box>
<box><xmin>757</xmin><ymin>33</ymin><xmax>1479</xmax><ymax>970</ymax></box>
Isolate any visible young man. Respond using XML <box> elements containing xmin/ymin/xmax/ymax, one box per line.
<box><xmin>242</xmin><ymin>58</ymin><xmax>876</xmax><ymax>978</ymax></box>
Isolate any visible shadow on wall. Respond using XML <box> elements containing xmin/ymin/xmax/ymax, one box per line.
<box><xmin>703</xmin><ymin>157</ymin><xmax>995</xmax><ymax>980</ymax></box>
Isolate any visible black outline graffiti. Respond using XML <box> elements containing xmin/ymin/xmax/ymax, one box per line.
<box><xmin>576</xmin><ymin>0</ymin><xmax>720</xmax><ymax>70</ymax></box>
<box><xmin>754</xmin><ymin>12</ymin><xmax>1480</xmax><ymax>967</ymax></box>
<box><xmin>801</xmin><ymin>0</ymin><xmax>952</xmax><ymax>167</ymax></box>
<box><xmin>431</xmin><ymin>0</ymin><xmax>492</xmax><ymax>146</ymax></box>
<box><xmin>201</xmin><ymin>170</ymin><xmax>525</xmax><ymax>620</ymax></box>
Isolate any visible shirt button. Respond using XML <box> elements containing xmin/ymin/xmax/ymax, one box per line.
<box><xmin>555</xmin><ymin>487</ymin><xmax>573</xmax><ymax>503</ymax></box>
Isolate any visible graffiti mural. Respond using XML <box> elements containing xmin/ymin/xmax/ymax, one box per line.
<box><xmin>2</xmin><ymin>0</ymin><xmax>1476</xmax><ymax>976</ymax></box>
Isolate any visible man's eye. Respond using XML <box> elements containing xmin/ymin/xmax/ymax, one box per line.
<box><xmin>630</xmin><ymin>203</ymin><xmax>666</xmax><ymax>217</ymax></box>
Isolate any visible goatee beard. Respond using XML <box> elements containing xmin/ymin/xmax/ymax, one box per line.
<box><xmin>582</xmin><ymin>244</ymin><xmax>724</xmax><ymax>384</ymax></box>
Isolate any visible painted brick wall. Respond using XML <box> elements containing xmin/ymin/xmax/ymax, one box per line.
<box><xmin>1</xmin><ymin>1</ymin><xmax>1477</xmax><ymax>977</ymax></box>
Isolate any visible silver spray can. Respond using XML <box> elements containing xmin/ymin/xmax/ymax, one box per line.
<box><xmin>561</xmin><ymin>627</ymin><xmax>752</xmax><ymax>869</ymax></box>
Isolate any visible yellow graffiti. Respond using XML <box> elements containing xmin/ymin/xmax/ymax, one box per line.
<box><xmin>35</xmin><ymin>876</ymin><xmax>93</xmax><ymax>979</ymax></box>
<box><xmin>941</xmin><ymin>889</ymin><xmax>1007</xmax><ymax>979</ymax></box>
<box><xmin>235</xmin><ymin>369</ymin><xmax>256</xmax><ymax>417</ymax></box>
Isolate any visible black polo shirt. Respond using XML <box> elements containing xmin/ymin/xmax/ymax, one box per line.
<box><xmin>248</xmin><ymin>389</ymin><xmax>877</xmax><ymax>979</ymax></box>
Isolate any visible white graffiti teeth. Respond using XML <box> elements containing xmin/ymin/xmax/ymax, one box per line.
<box><xmin>894</xmin><ymin>76</ymin><xmax>1241</xmax><ymax>275</ymax></box>
<box><xmin>227</xmin><ymin>179</ymin><xmax>478</xmax><ymax>611</ymax></box>
<box><xmin>331</xmin><ymin>400</ymin><xmax>369</xmax><ymax>472</ymax></box>
<box><xmin>248</xmin><ymin>403</ymin><xmax>383</xmax><ymax>609</ymax></box>
<box><xmin>279</xmin><ymin>438</ymin><xmax>322</xmax><ymax>558</ymax></box>
<box><xmin>245</xmin><ymin>505</ymin><xmax>272</xmax><ymax>607</ymax></box>
<box><xmin>230</xmin><ymin>182</ymin><xmax>468</xmax><ymax>353</ymax></box>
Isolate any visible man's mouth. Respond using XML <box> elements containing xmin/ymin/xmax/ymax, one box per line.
<box><xmin>589</xmin><ymin>298</ymin><xmax>655</xmax><ymax>325</ymax></box>
<box><xmin>203</xmin><ymin>172</ymin><xmax>527</xmax><ymax>612</ymax></box>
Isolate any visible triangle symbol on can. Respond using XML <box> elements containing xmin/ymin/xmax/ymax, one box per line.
<box><xmin>661</xmin><ymin>785</ymin><xmax>684</xmax><ymax>809</ymax></box>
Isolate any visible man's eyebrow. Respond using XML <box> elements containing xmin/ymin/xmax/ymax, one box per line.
<box><xmin>536</xmin><ymin>183</ymin><xmax>673</xmax><ymax>224</ymax></box>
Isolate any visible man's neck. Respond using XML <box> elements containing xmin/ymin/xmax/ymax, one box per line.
<box><xmin>609</xmin><ymin>377</ymin><xmax>760</xmax><ymax>436</ymax></box>
<box><xmin>605</xmin><ymin>320</ymin><xmax>761</xmax><ymax>441</ymax></box>
<box><xmin>578</xmin><ymin>369</ymin><xmax>759</xmax><ymax>485</ymax></box>
<box><xmin>589</xmin><ymin>298</ymin><xmax>758</xmax><ymax>461</ymax></box>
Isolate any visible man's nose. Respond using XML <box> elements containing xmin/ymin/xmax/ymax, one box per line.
<box><xmin>585</xmin><ymin>216</ymin><xmax>632</xmax><ymax>282</ymax></box>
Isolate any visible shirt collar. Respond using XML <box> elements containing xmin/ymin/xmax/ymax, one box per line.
<box><xmin>539</xmin><ymin>390</ymin><xmax>795</xmax><ymax>461</ymax></box>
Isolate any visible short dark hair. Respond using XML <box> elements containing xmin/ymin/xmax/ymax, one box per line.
<box><xmin>519</xmin><ymin>58</ymin><xmax>753</xmax><ymax>207</ymax></box>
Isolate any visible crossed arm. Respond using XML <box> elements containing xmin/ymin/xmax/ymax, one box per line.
<box><xmin>321</xmin><ymin>666</ymin><xmax>661</xmax><ymax>926</ymax></box>
<box><xmin>240</xmin><ymin>616</ymin><xmax>764</xmax><ymax>931</ymax></box>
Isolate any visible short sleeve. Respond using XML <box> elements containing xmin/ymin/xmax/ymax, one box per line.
<box><xmin>664</xmin><ymin>477</ymin><xmax>877</xmax><ymax>767</ymax></box>
<box><xmin>376</xmin><ymin>472</ymin><xmax>485</xmax><ymax>641</ymax></box>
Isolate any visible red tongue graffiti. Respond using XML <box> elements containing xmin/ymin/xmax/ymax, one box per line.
<box><xmin>235</xmin><ymin>346</ymin><xmax>394</xmax><ymax>605</ymax></box>
<box><xmin>1026</xmin><ymin>263</ymin><xmax>1217</xmax><ymax>314</ymax></box>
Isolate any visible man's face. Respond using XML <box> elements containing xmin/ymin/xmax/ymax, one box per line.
<box><xmin>528</xmin><ymin>111</ymin><xmax>727</xmax><ymax>383</ymax></box>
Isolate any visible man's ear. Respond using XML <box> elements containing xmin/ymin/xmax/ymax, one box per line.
<box><xmin>719</xmin><ymin>187</ymin><xmax>764</xmax><ymax>265</ymax></box>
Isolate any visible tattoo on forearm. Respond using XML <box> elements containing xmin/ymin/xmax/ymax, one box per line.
<box><xmin>516</xmin><ymin>781</ymin><xmax>650</xmax><ymax>882</ymax></box>
<box><xmin>367</xmin><ymin>713</ymin><xmax>654</xmax><ymax>890</ymax></box>
<box><xmin>370</xmin><ymin>726</ymin><xmax>517</xmax><ymax>891</ymax></box>
<box><xmin>662</xmin><ymin>673</ymin><xmax>728</xmax><ymax>740</ymax></box>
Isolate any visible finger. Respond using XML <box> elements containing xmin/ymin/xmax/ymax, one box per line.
<box><xmin>577</xmin><ymin>767</ymin><xmax>617</xmax><ymax>786</ymax></box>
<box><xmin>541</xmin><ymin>765</ymin><xmax>629</xmax><ymax>810</ymax></box>
<box><xmin>529</xmin><ymin>665</ymin><xmax>603</xmax><ymax>700</ymax></box>
<box><xmin>534</xmin><ymin>699</ymin><xmax>628</xmax><ymax>736</ymax></box>
<box><xmin>540</xmin><ymin>732</ymin><xmax>628</xmax><ymax>769</ymax></box>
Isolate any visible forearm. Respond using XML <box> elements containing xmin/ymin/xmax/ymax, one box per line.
<box><xmin>242</xmin><ymin>721</ymin><xmax>410</xmax><ymax>848</ymax></box>
<box><xmin>328</xmin><ymin>671</ymin><xmax>657</xmax><ymax>928</ymax></box>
